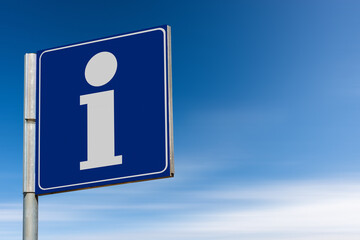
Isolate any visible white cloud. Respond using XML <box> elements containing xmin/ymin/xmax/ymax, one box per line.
<box><xmin>39</xmin><ymin>179</ymin><xmax>360</xmax><ymax>240</ymax></box>
<box><xmin>0</xmin><ymin>203</ymin><xmax>22</xmax><ymax>222</ymax></box>
<box><xmin>195</xmin><ymin>180</ymin><xmax>360</xmax><ymax>203</ymax></box>
<box><xmin>3</xmin><ymin>179</ymin><xmax>360</xmax><ymax>240</ymax></box>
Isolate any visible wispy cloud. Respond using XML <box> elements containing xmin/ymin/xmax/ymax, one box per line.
<box><xmin>3</xmin><ymin>179</ymin><xmax>360</xmax><ymax>240</ymax></box>
<box><xmin>35</xmin><ymin>178</ymin><xmax>360</xmax><ymax>240</ymax></box>
<box><xmin>0</xmin><ymin>203</ymin><xmax>22</xmax><ymax>222</ymax></box>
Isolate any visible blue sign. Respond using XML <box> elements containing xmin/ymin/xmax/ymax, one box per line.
<box><xmin>35</xmin><ymin>26</ymin><xmax>174</xmax><ymax>195</ymax></box>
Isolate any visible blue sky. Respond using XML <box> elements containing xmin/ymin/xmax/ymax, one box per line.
<box><xmin>2</xmin><ymin>0</ymin><xmax>360</xmax><ymax>239</ymax></box>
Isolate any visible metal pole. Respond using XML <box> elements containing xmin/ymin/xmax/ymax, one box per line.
<box><xmin>23</xmin><ymin>53</ymin><xmax>38</xmax><ymax>240</ymax></box>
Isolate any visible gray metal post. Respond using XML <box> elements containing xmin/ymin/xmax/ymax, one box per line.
<box><xmin>23</xmin><ymin>53</ymin><xmax>38</xmax><ymax>240</ymax></box>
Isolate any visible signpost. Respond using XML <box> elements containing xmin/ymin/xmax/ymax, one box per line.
<box><xmin>23</xmin><ymin>25</ymin><xmax>173</xmax><ymax>239</ymax></box>
<box><xmin>24</xmin><ymin>53</ymin><xmax>38</xmax><ymax>240</ymax></box>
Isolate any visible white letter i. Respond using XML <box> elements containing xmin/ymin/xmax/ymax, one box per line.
<box><xmin>80</xmin><ymin>51</ymin><xmax>122</xmax><ymax>170</ymax></box>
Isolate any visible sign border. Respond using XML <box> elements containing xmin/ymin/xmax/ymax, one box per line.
<box><xmin>36</xmin><ymin>26</ymin><xmax>173</xmax><ymax>194</ymax></box>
